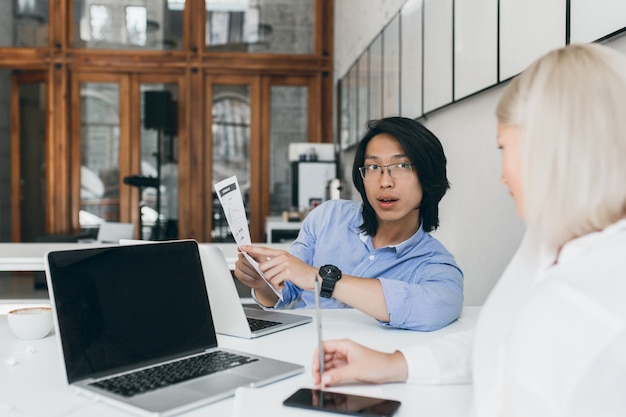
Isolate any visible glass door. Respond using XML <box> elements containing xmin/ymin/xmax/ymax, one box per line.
<box><xmin>136</xmin><ymin>81</ymin><xmax>180</xmax><ymax>240</ymax></box>
<box><xmin>265</xmin><ymin>77</ymin><xmax>314</xmax><ymax>216</ymax></box>
<box><xmin>71</xmin><ymin>73</ymin><xmax>135</xmax><ymax>238</ymax></box>
<box><xmin>263</xmin><ymin>76</ymin><xmax>319</xmax><ymax>245</ymax></box>
<box><xmin>71</xmin><ymin>73</ymin><xmax>182</xmax><ymax>240</ymax></box>
<box><xmin>206</xmin><ymin>75</ymin><xmax>259</xmax><ymax>242</ymax></box>
<box><xmin>74</xmin><ymin>77</ymin><xmax>124</xmax><ymax>232</ymax></box>
<box><xmin>205</xmin><ymin>74</ymin><xmax>316</xmax><ymax>243</ymax></box>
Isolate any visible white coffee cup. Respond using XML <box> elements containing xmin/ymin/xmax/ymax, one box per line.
<box><xmin>7</xmin><ymin>307</ymin><xmax>53</xmax><ymax>340</ymax></box>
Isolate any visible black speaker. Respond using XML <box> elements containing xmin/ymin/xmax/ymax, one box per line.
<box><xmin>144</xmin><ymin>91</ymin><xmax>173</xmax><ymax>131</ymax></box>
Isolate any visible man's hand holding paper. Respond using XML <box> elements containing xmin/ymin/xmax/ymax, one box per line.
<box><xmin>238</xmin><ymin>245</ymin><xmax>319</xmax><ymax>292</ymax></box>
<box><xmin>214</xmin><ymin>176</ymin><xmax>283</xmax><ymax>301</ymax></box>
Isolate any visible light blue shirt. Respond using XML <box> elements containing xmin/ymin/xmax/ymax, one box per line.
<box><xmin>273</xmin><ymin>199</ymin><xmax>464</xmax><ymax>331</ymax></box>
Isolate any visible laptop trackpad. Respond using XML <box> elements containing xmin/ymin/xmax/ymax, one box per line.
<box><xmin>186</xmin><ymin>372</ymin><xmax>255</xmax><ymax>393</ymax></box>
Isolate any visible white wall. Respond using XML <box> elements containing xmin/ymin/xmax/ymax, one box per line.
<box><xmin>334</xmin><ymin>0</ymin><xmax>626</xmax><ymax>305</ymax></box>
<box><xmin>423</xmin><ymin>85</ymin><xmax>524</xmax><ymax>306</ymax></box>
<box><xmin>335</xmin><ymin>0</ymin><xmax>523</xmax><ymax>306</ymax></box>
<box><xmin>333</xmin><ymin>0</ymin><xmax>406</xmax><ymax>79</ymax></box>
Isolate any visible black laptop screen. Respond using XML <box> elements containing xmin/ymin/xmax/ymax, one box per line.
<box><xmin>47</xmin><ymin>240</ymin><xmax>217</xmax><ymax>383</ymax></box>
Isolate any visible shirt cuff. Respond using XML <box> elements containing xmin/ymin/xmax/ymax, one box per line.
<box><xmin>398</xmin><ymin>344</ymin><xmax>442</xmax><ymax>385</ymax></box>
<box><xmin>250</xmin><ymin>288</ymin><xmax>280</xmax><ymax>309</ymax></box>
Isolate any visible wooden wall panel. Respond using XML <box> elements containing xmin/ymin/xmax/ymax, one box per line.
<box><xmin>500</xmin><ymin>0</ymin><xmax>566</xmax><ymax>81</ymax></box>
<box><xmin>454</xmin><ymin>0</ymin><xmax>498</xmax><ymax>100</ymax></box>
<box><xmin>423</xmin><ymin>0</ymin><xmax>453</xmax><ymax>114</ymax></box>
<box><xmin>570</xmin><ymin>0</ymin><xmax>626</xmax><ymax>43</ymax></box>
<box><xmin>0</xmin><ymin>0</ymin><xmax>334</xmax><ymax>241</ymax></box>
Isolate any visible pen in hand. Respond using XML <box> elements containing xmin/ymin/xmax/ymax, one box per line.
<box><xmin>314</xmin><ymin>277</ymin><xmax>324</xmax><ymax>389</ymax></box>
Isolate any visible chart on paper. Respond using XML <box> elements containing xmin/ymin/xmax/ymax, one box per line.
<box><xmin>214</xmin><ymin>176</ymin><xmax>283</xmax><ymax>300</ymax></box>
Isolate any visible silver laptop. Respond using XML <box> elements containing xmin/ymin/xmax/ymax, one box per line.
<box><xmin>97</xmin><ymin>222</ymin><xmax>135</xmax><ymax>243</ymax></box>
<box><xmin>197</xmin><ymin>245</ymin><xmax>312</xmax><ymax>338</ymax></box>
<box><xmin>119</xmin><ymin>239</ymin><xmax>312</xmax><ymax>338</ymax></box>
<box><xmin>44</xmin><ymin>240</ymin><xmax>303</xmax><ymax>417</ymax></box>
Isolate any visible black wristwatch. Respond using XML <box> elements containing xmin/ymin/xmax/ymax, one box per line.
<box><xmin>319</xmin><ymin>264</ymin><xmax>342</xmax><ymax>298</ymax></box>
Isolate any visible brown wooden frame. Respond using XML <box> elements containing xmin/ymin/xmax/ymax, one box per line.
<box><xmin>203</xmin><ymin>74</ymin><xmax>261</xmax><ymax>240</ymax></box>
<box><xmin>1</xmin><ymin>0</ymin><xmax>334</xmax><ymax>242</ymax></box>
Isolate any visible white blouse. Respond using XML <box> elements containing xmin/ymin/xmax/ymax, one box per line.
<box><xmin>400</xmin><ymin>219</ymin><xmax>626</xmax><ymax>417</ymax></box>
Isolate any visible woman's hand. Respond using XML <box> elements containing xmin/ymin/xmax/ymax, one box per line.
<box><xmin>312</xmin><ymin>339</ymin><xmax>409</xmax><ymax>387</ymax></box>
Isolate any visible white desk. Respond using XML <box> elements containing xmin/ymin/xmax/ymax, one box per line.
<box><xmin>0</xmin><ymin>301</ymin><xmax>477</xmax><ymax>417</ymax></box>
<box><xmin>0</xmin><ymin>243</ymin><xmax>114</xmax><ymax>271</ymax></box>
<box><xmin>0</xmin><ymin>242</ymin><xmax>291</xmax><ymax>272</ymax></box>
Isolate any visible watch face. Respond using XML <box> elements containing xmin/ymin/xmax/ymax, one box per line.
<box><xmin>320</xmin><ymin>265</ymin><xmax>341</xmax><ymax>280</ymax></box>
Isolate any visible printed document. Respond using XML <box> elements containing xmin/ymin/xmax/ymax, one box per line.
<box><xmin>214</xmin><ymin>176</ymin><xmax>283</xmax><ymax>300</ymax></box>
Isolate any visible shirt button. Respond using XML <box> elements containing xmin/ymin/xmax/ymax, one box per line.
<box><xmin>369</xmin><ymin>255</ymin><xmax>375</xmax><ymax>260</ymax></box>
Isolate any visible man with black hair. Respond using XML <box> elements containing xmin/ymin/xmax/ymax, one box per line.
<box><xmin>235</xmin><ymin>117</ymin><xmax>463</xmax><ymax>331</ymax></box>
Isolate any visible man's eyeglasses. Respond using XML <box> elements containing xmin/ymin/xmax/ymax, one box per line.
<box><xmin>358</xmin><ymin>163</ymin><xmax>414</xmax><ymax>180</ymax></box>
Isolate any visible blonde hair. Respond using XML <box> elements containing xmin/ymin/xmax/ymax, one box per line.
<box><xmin>496</xmin><ymin>43</ymin><xmax>626</xmax><ymax>250</ymax></box>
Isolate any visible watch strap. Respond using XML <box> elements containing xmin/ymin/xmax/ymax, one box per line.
<box><xmin>319</xmin><ymin>265</ymin><xmax>342</xmax><ymax>298</ymax></box>
<box><xmin>320</xmin><ymin>278</ymin><xmax>336</xmax><ymax>298</ymax></box>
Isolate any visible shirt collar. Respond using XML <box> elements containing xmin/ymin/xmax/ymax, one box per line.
<box><xmin>393</xmin><ymin>224</ymin><xmax>426</xmax><ymax>256</ymax></box>
<box><xmin>359</xmin><ymin>222</ymin><xmax>426</xmax><ymax>256</ymax></box>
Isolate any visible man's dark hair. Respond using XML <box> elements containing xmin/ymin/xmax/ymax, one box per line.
<box><xmin>351</xmin><ymin>117</ymin><xmax>450</xmax><ymax>235</ymax></box>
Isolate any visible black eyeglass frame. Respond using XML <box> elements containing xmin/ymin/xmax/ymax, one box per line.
<box><xmin>358</xmin><ymin>162</ymin><xmax>414</xmax><ymax>180</ymax></box>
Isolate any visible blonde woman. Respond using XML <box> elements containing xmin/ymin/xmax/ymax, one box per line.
<box><xmin>312</xmin><ymin>43</ymin><xmax>626</xmax><ymax>417</ymax></box>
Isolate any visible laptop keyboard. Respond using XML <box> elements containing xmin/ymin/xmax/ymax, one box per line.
<box><xmin>90</xmin><ymin>350</ymin><xmax>258</xmax><ymax>397</ymax></box>
<box><xmin>247</xmin><ymin>317</ymin><xmax>282</xmax><ymax>331</ymax></box>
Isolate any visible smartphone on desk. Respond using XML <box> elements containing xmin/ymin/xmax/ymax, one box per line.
<box><xmin>283</xmin><ymin>388</ymin><xmax>401</xmax><ymax>417</ymax></box>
